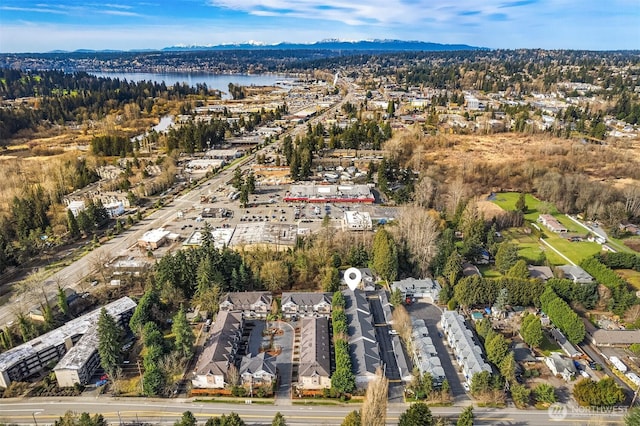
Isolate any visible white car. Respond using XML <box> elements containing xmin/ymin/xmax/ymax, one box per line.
<box><xmin>463</xmin><ymin>383</ymin><xmax>470</xmax><ymax>392</ymax></box>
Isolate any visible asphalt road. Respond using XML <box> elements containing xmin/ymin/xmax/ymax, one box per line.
<box><xmin>367</xmin><ymin>294</ymin><xmax>404</xmax><ymax>402</ymax></box>
<box><xmin>0</xmin><ymin>81</ymin><xmax>357</xmax><ymax>329</ymax></box>
<box><xmin>0</xmin><ymin>397</ymin><xmax>628</xmax><ymax>425</ymax></box>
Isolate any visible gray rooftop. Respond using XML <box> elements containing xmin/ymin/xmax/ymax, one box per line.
<box><xmin>195</xmin><ymin>310</ymin><xmax>243</xmax><ymax>376</ymax></box>
<box><xmin>0</xmin><ymin>297</ymin><xmax>136</xmax><ymax>372</ymax></box>
<box><xmin>298</xmin><ymin>317</ymin><xmax>331</xmax><ymax>378</ymax></box>
<box><xmin>558</xmin><ymin>265</ymin><xmax>594</xmax><ymax>283</ymax></box>
<box><xmin>343</xmin><ymin>289</ymin><xmax>380</xmax><ymax>377</ymax></box>
<box><xmin>239</xmin><ymin>352</ymin><xmax>276</xmax><ymax>377</ymax></box>
<box><xmin>220</xmin><ymin>291</ymin><xmax>272</xmax><ymax>311</ymax></box>
<box><xmin>281</xmin><ymin>292</ymin><xmax>332</xmax><ymax>309</ymax></box>
<box><xmin>54</xmin><ymin>329</ymin><xmax>99</xmax><ymax>371</ymax></box>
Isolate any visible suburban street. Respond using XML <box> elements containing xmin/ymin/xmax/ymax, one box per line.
<box><xmin>0</xmin><ymin>397</ymin><xmax>628</xmax><ymax>425</ymax></box>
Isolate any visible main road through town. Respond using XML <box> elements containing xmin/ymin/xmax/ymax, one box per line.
<box><xmin>0</xmin><ymin>397</ymin><xmax>627</xmax><ymax>425</ymax></box>
<box><xmin>0</xmin><ymin>80</ymin><xmax>357</xmax><ymax>329</ymax></box>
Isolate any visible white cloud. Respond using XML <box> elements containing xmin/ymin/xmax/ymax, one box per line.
<box><xmin>0</xmin><ymin>6</ymin><xmax>68</xmax><ymax>14</ymax></box>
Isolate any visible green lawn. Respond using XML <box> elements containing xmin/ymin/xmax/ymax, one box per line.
<box><xmin>538</xmin><ymin>332</ymin><xmax>563</xmax><ymax>356</ymax></box>
<box><xmin>493</xmin><ymin>192</ymin><xmax>603</xmax><ymax>265</ymax></box>
<box><xmin>616</xmin><ymin>269</ymin><xmax>640</xmax><ymax>290</ymax></box>
<box><xmin>491</xmin><ymin>192</ymin><xmax>557</xmax><ymax>222</ymax></box>
<box><xmin>478</xmin><ymin>265</ymin><xmax>502</xmax><ymax>278</ymax></box>
<box><xmin>502</xmin><ymin>229</ymin><xmax>566</xmax><ymax>266</ymax></box>
<box><xmin>541</xmin><ymin>232</ymin><xmax>602</xmax><ymax>265</ymax></box>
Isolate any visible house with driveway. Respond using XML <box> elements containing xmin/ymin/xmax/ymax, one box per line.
<box><xmin>281</xmin><ymin>292</ymin><xmax>333</xmax><ymax>319</ymax></box>
<box><xmin>391</xmin><ymin>277</ymin><xmax>441</xmax><ymax>302</ymax></box>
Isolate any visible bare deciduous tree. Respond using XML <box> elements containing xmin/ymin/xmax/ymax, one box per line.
<box><xmin>361</xmin><ymin>368</ymin><xmax>389</xmax><ymax>426</ymax></box>
<box><xmin>395</xmin><ymin>206</ymin><xmax>442</xmax><ymax>276</ymax></box>
<box><xmin>392</xmin><ymin>305</ymin><xmax>413</xmax><ymax>349</ymax></box>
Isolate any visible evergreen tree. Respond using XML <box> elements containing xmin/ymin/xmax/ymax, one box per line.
<box><xmin>495</xmin><ymin>243</ymin><xmax>519</xmax><ymax>274</ymax></box>
<box><xmin>341</xmin><ymin>410</ymin><xmax>361</xmax><ymax>426</ymax></box>
<box><xmin>371</xmin><ymin>228</ymin><xmax>398</xmax><ymax>282</ymax></box>
<box><xmin>456</xmin><ymin>406</ymin><xmax>474</xmax><ymax>426</ymax></box>
<box><xmin>515</xmin><ymin>192</ymin><xmax>528</xmax><ymax>213</ymax></box>
<box><xmin>271</xmin><ymin>412</ymin><xmax>286</xmax><ymax>426</ymax></box>
<box><xmin>129</xmin><ymin>288</ymin><xmax>160</xmax><ymax>335</ymax></box>
<box><xmin>521</xmin><ymin>313</ymin><xmax>543</xmax><ymax>348</ymax></box>
<box><xmin>172</xmin><ymin>305</ymin><xmax>195</xmax><ymax>358</ymax></box>
<box><xmin>67</xmin><ymin>209</ymin><xmax>80</xmax><ymax>239</ymax></box>
<box><xmin>398</xmin><ymin>402</ymin><xmax>433</xmax><ymax>426</ymax></box>
<box><xmin>57</xmin><ymin>286</ymin><xmax>70</xmax><ymax>318</ymax></box>
<box><xmin>246</xmin><ymin>172</ymin><xmax>256</xmax><ymax>194</ymax></box>
<box><xmin>232</xmin><ymin>168</ymin><xmax>244</xmax><ymax>190</ymax></box>
<box><xmin>175</xmin><ymin>411</ymin><xmax>197</xmax><ymax>426</ymax></box>
<box><xmin>97</xmin><ymin>308</ymin><xmax>123</xmax><ymax>378</ymax></box>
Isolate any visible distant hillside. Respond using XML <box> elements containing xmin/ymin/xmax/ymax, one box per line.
<box><xmin>162</xmin><ymin>39</ymin><xmax>488</xmax><ymax>52</ymax></box>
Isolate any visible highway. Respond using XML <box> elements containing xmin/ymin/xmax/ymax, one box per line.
<box><xmin>0</xmin><ymin>397</ymin><xmax>628</xmax><ymax>425</ymax></box>
<box><xmin>0</xmin><ymin>79</ymin><xmax>356</xmax><ymax>330</ymax></box>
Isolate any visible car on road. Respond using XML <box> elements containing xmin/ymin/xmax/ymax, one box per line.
<box><xmin>463</xmin><ymin>383</ymin><xmax>470</xmax><ymax>392</ymax></box>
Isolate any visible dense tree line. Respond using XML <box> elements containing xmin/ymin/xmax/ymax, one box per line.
<box><xmin>548</xmin><ymin>278</ymin><xmax>599</xmax><ymax>309</ymax></box>
<box><xmin>580</xmin><ymin>257</ymin><xmax>638</xmax><ymax>315</ymax></box>
<box><xmin>330</xmin><ymin>291</ymin><xmax>356</xmax><ymax>395</ymax></box>
<box><xmin>453</xmin><ymin>275</ymin><xmax>545</xmax><ymax>308</ymax></box>
<box><xmin>90</xmin><ymin>135</ymin><xmax>134</xmax><ymax>157</ymax></box>
<box><xmin>154</xmin><ymin>232</ymin><xmax>255</xmax><ymax>303</ymax></box>
<box><xmin>539</xmin><ymin>287</ymin><xmax>586</xmax><ymax>344</ymax></box>
<box><xmin>164</xmin><ymin>119</ymin><xmax>229</xmax><ymax>154</ymax></box>
<box><xmin>0</xmin><ymin>69</ymin><xmax>207</xmax><ymax>140</ymax></box>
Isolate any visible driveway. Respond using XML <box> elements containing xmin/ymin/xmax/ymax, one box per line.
<box><xmin>368</xmin><ymin>295</ymin><xmax>404</xmax><ymax>402</ymax></box>
<box><xmin>272</xmin><ymin>320</ymin><xmax>294</xmax><ymax>404</ymax></box>
<box><xmin>407</xmin><ymin>302</ymin><xmax>470</xmax><ymax>401</ymax></box>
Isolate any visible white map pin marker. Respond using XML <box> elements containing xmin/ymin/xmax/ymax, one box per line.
<box><xmin>344</xmin><ymin>267</ymin><xmax>362</xmax><ymax>291</ymax></box>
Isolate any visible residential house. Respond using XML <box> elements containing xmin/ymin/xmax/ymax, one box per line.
<box><xmin>219</xmin><ymin>292</ymin><xmax>272</xmax><ymax>319</ymax></box>
<box><xmin>557</xmin><ymin>265</ymin><xmax>594</xmax><ymax>284</ymax></box>
<box><xmin>239</xmin><ymin>352</ymin><xmax>276</xmax><ymax>390</ymax></box>
<box><xmin>281</xmin><ymin>292</ymin><xmax>332</xmax><ymax>319</ymax></box>
<box><xmin>550</xmin><ymin>328</ymin><xmax>582</xmax><ymax>358</ymax></box>
<box><xmin>298</xmin><ymin>317</ymin><xmax>332</xmax><ymax>389</ymax></box>
<box><xmin>192</xmin><ymin>311</ymin><xmax>244</xmax><ymax>389</ymax></box>
<box><xmin>538</xmin><ymin>214</ymin><xmax>568</xmax><ymax>233</ymax></box>
<box><xmin>528</xmin><ymin>265</ymin><xmax>554</xmax><ymax>281</ymax></box>
<box><xmin>410</xmin><ymin>319</ymin><xmax>445</xmax><ymax>385</ymax></box>
<box><xmin>343</xmin><ymin>290</ymin><xmax>381</xmax><ymax>388</ymax></box>
<box><xmin>545</xmin><ymin>353</ymin><xmax>577</xmax><ymax>381</ymax></box>
<box><xmin>441</xmin><ymin>310</ymin><xmax>491</xmax><ymax>386</ymax></box>
<box><xmin>391</xmin><ymin>278</ymin><xmax>441</xmax><ymax>302</ymax></box>
<box><xmin>586</xmin><ymin>328</ymin><xmax>640</xmax><ymax>347</ymax></box>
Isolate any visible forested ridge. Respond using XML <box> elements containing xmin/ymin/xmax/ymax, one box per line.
<box><xmin>0</xmin><ymin>69</ymin><xmax>207</xmax><ymax>141</ymax></box>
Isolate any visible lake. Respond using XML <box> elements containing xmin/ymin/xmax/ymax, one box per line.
<box><xmin>90</xmin><ymin>72</ymin><xmax>293</xmax><ymax>97</ymax></box>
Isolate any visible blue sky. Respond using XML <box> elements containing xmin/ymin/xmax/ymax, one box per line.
<box><xmin>0</xmin><ymin>0</ymin><xmax>638</xmax><ymax>52</ymax></box>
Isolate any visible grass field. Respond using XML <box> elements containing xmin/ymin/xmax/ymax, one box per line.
<box><xmin>491</xmin><ymin>192</ymin><xmax>557</xmax><ymax>222</ymax></box>
<box><xmin>502</xmin><ymin>229</ymin><xmax>566</xmax><ymax>266</ymax></box>
<box><xmin>616</xmin><ymin>269</ymin><xmax>640</xmax><ymax>290</ymax></box>
<box><xmin>492</xmin><ymin>192</ymin><xmax>603</xmax><ymax>265</ymax></box>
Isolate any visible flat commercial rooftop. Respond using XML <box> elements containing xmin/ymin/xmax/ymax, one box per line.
<box><xmin>285</xmin><ymin>183</ymin><xmax>374</xmax><ymax>203</ymax></box>
<box><xmin>183</xmin><ymin>228</ymin><xmax>235</xmax><ymax>249</ymax></box>
<box><xmin>230</xmin><ymin>223</ymin><xmax>297</xmax><ymax>247</ymax></box>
